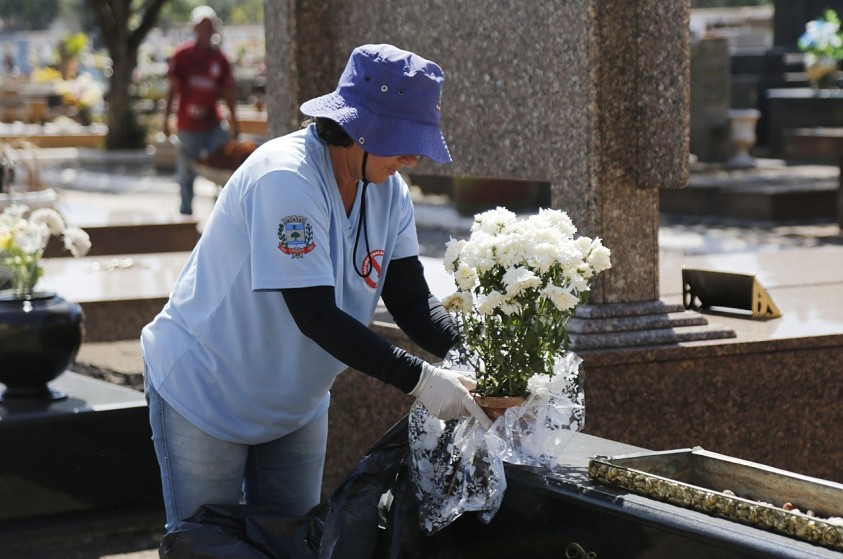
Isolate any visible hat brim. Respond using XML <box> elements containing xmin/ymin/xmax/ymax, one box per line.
<box><xmin>301</xmin><ymin>92</ymin><xmax>452</xmax><ymax>164</ymax></box>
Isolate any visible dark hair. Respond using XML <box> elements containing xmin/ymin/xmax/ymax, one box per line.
<box><xmin>302</xmin><ymin>117</ymin><xmax>353</xmax><ymax>147</ymax></box>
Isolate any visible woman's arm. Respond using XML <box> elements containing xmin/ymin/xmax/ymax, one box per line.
<box><xmin>380</xmin><ymin>255</ymin><xmax>459</xmax><ymax>358</ymax></box>
<box><xmin>281</xmin><ymin>285</ymin><xmax>424</xmax><ymax>393</ymax></box>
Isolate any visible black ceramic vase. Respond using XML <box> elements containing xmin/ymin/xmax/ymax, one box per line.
<box><xmin>0</xmin><ymin>291</ymin><xmax>85</xmax><ymax>401</ymax></box>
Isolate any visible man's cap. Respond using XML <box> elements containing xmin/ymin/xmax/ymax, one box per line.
<box><xmin>190</xmin><ymin>5</ymin><xmax>220</xmax><ymax>27</ymax></box>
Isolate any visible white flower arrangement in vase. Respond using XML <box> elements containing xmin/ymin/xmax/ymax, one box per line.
<box><xmin>441</xmin><ymin>207</ymin><xmax>611</xmax><ymax>399</ymax></box>
<box><xmin>0</xmin><ymin>205</ymin><xmax>91</xmax><ymax>298</ymax></box>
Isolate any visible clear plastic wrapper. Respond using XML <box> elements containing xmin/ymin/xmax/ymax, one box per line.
<box><xmin>409</xmin><ymin>351</ymin><xmax>585</xmax><ymax>534</ymax></box>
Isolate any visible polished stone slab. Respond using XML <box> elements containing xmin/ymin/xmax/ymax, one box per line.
<box><xmin>39</xmin><ymin>251</ymin><xmax>187</xmax><ymax>305</ymax></box>
<box><xmin>660</xmin><ymin>163</ymin><xmax>840</xmax><ymax>221</ymax></box>
<box><xmin>39</xmin><ymin>252</ymin><xmax>188</xmax><ymax>342</ymax></box>
<box><xmin>766</xmin><ymin>88</ymin><xmax>843</xmax><ymax>156</ymax></box>
<box><xmin>660</xmin><ymin>245</ymin><xmax>843</xmax><ymax>341</ymax></box>
<box><xmin>0</xmin><ymin>372</ymin><xmax>162</xmax><ymax>537</ymax></box>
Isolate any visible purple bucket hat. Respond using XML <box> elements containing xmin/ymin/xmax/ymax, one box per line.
<box><xmin>300</xmin><ymin>44</ymin><xmax>452</xmax><ymax>163</ymax></box>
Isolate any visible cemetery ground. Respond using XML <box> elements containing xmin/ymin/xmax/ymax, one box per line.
<box><xmin>1</xmin><ymin>151</ymin><xmax>841</xmax><ymax>558</ymax></box>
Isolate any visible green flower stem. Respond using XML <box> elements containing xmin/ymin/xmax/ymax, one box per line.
<box><xmin>3</xmin><ymin>247</ymin><xmax>43</xmax><ymax>298</ymax></box>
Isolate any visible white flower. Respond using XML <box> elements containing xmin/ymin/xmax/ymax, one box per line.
<box><xmin>566</xmin><ymin>268</ymin><xmax>591</xmax><ymax>292</ymax></box>
<box><xmin>442</xmin><ymin>291</ymin><xmax>473</xmax><ymax>314</ymax></box>
<box><xmin>492</xmin><ymin>232</ymin><xmax>527</xmax><ymax>268</ymax></box>
<box><xmin>526</xmin><ymin>242</ymin><xmax>565</xmax><ymax>274</ymax></box>
<box><xmin>541</xmin><ymin>284</ymin><xmax>579</xmax><ymax>311</ymax></box>
<box><xmin>62</xmin><ymin>226</ymin><xmax>91</xmax><ymax>257</ymax></box>
<box><xmin>587</xmin><ymin>243</ymin><xmax>612</xmax><ymax>273</ymax></box>
<box><xmin>0</xmin><ymin>204</ymin><xmax>91</xmax><ymax>296</ymax></box>
<box><xmin>29</xmin><ymin>208</ymin><xmax>65</xmax><ymax>236</ymax></box>
<box><xmin>477</xmin><ymin>290</ymin><xmax>506</xmax><ymax>315</ymax></box>
<box><xmin>453</xmin><ymin>263</ymin><xmax>477</xmax><ymax>291</ymax></box>
<box><xmin>528</xmin><ymin>208</ymin><xmax>577</xmax><ymax>238</ymax></box>
<box><xmin>0</xmin><ymin>205</ymin><xmax>28</xmax><ymax>223</ymax></box>
<box><xmin>502</xmin><ymin>266</ymin><xmax>541</xmax><ymax>297</ymax></box>
<box><xmin>13</xmin><ymin>222</ymin><xmax>48</xmax><ymax>254</ymax></box>
<box><xmin>499</xmin><ymin>301</ymin><xmax>522</xmax><ymax>315</ymax></box>
<box><xmin>443</xmin><ymin>237</ymin><xmax>466</xmax><ymax>273</ymax></box>
<box><xmin>471</xmin><ymin>207</ymin><xmax>516</xmax><ymax>235</ymax></box>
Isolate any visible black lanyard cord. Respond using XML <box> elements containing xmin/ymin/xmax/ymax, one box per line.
<box><xmin>352</xmin><ymin>151</ymin><xmax>372</xmax><ymax>278</ymax></box>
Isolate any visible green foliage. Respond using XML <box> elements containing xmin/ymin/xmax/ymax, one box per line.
<box><xmin>158</xmin><ymin>0</ymin><xmax>263</xmax><ymax>26</ymax></box>
<box><xmin>798</xmin><ymin>9</ymin><xmax>843</xmax><ymax>60</ymax></box>
<box><xmin>62</xmin><ymin>32</ymin><xmax>88</xmax><ymax>58</ymax></box>
<box><xmin>0</xmin><ymin>0</ymin><xmax>61</xmax><ymax>30</ymax></box>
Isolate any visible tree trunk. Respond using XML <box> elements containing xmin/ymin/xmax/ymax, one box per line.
<box><xmin>105</xmin><ymin>54</ymin><xmax>140</xmax><ymax>149</ymax></box>
<box><xmin>87</xmin><ymin>0</ymin><xmax>169</xmax><ymax>150</ymax></box>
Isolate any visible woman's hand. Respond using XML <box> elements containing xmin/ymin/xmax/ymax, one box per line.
<box><xmin>410</xmin><ymin>363</ymin><xmax>492</xmax><ymax>429</ymax></box>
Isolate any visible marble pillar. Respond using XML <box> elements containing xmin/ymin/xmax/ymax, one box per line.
<box><xmin>264</xmin><ymin>0</ymin><xmax>692</xmax><ymax>303</ymax></box>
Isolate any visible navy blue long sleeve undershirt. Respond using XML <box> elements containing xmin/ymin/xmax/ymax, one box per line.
<box><xmin>281</xmin><ymin>255</ymin><xmax>459</xmax><ymax>393</ymax></box>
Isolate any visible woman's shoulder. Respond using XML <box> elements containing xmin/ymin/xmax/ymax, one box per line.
<box><xmin>234</xmin><ymin>130</ymin><xmax>330</xmax><ymax>196</ymax></box>
<box><xmin>249</xmin><ymin>128</ymin><xmax>324</xmax><ymax>175</ymax></box>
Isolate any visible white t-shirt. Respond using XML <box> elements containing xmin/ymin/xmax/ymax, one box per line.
<box><xmin>141</xmin><ymin>125</ymin><xmax>419</xmax><ymax>444</ymax></box>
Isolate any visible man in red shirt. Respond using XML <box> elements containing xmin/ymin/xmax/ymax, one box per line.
<box><xmin>164</xmin><ymin>5</ymin><xmax>240</xmax><ymax>216</ymax></box>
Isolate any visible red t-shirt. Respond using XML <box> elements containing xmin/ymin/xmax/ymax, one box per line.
<box><xmin>168</xmin><ymin>41</ymin><xmax>234</xmax><ymax>132</ymax></box>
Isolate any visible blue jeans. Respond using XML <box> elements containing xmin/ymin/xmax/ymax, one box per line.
<box><xmin>176</xmin><ymin>125</ymin><xmax>230</xmax><ymax>215</ymax></box>
<box><xmin>146</xmin><ymin>383</ymin><xmax>328</xmax><ymax>531</ymax></box>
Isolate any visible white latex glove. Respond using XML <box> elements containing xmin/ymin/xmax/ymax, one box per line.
<box><xmin>410</xmin><ymin>362</ymin><xmax>492</xmax><ymax>430</ymax></box>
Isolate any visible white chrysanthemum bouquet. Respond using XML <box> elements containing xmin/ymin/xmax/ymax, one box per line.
<box><xmin>442</xmin><ymin>207</ymin><xmax>611</xmax><ymax>397</ymax></box>
<box><xmin>0</xmin><ymin>205</ymin><xmax>91</xmax><ymax>298</ymax></box>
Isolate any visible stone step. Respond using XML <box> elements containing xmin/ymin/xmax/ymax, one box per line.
<box><xmin>566</xmin><ymin>310</ymin><xmax>709</xmax><ymax>334</ymax></box>
<box><xmin>43</xmin><ymin>201</ymin><xmax>199</xmax><ymax>257</ymax></box>
<box><xmin>567</xmin><ymin>300</ymin><xmax>736</xmax><ymax>351</ymax></box>
<box><xmin>573</xmin><ymin>300</ymin><xmax>685</xmax><ymax>319</ymax></box>
<box><xmin>570</xmin><ymin>324</ymin><xmax>737</xmax><ymax>351</ymax></box>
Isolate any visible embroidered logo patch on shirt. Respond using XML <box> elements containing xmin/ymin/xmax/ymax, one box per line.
<box><xmin>277</xmin><ymin>215</ymin><xmax>316</xmax><ymax>258</ymax></box>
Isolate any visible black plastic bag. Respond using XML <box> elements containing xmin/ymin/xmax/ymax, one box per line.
<box><xmin>160</xmin><ymin>416</ymin><xmax>415</xmax><ymax>559</ymax></box>
<box><xmin>159</xmin><ymin>504</ymin><xmax>325</xmax><ymax>559</ymax></box>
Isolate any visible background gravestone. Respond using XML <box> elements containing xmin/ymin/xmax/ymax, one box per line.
<box><xmin>690</xmin><ymin>37</ymin><xmax>732</xmax><ymax>163</ymax></box>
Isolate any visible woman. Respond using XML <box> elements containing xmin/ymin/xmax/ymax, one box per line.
<box><xmin>141</xmin><ymin>43</ymin><xmax>490</xmax><ymax>531</ymax></box>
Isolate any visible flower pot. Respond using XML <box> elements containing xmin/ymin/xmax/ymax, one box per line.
<box><xmin>804</xmin><ymin>54</ymin><xmax>839</xmax><ymax>90</ymax></box>
<box><xmin>474</xmin><ymin>395</ymin><xmax>525</xmax><ymax>421</ymax></box>
<box><xmin>726</xmin><ymin>109</ymin><xmax>761</xmax><ymax>168</ymax></box>
<box><xmin>0</xmin><ymin>291</ymin><xmax>84</xmax><ymax>401</ymax></box>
